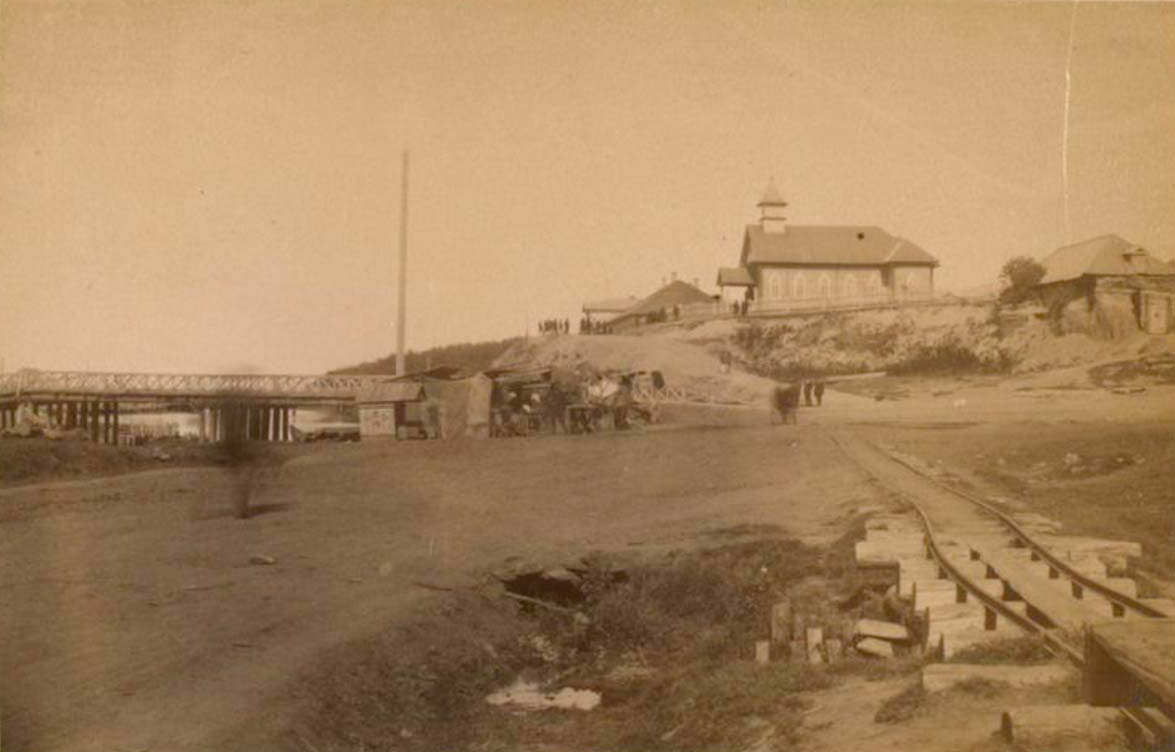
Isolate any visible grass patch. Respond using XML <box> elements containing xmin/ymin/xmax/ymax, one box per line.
<box><xmin>297</xmin><ymin>535</ymin><xmax>838</xmax><ymax>752</ymax></box>
<box><xmin>951</xmin><ymin>676</ymin><xmax>1010</xmax><ymax>698</ymax></box>
<box><xmin>947</xmin><ymin>635</ymin><xmax>1054</xmax><ymax>665</ymax></box>
<box><xmin>829</xmin><ymin>652</ymin><xmax>926</xmax><ymax>681</ymax></box>
<box><xmin>873</xmin><ymin>683</ymin><xmax>925</xmax><ymax>723</ymax></box>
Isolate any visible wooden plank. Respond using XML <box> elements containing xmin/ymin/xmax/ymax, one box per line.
<box><xmin>982</xmin><ymin>550</ymin><xmax>1093</xmax><ymax>632</ymax></box>
<box><xmin>1000</xmin><ymin>705</ymin><xmax>1126</xmax><ymax>747</ymax></box>
<box><xmin>1086</xmin><ymin>619</ymin><xmax>1175</xmax><ymax>709</ymax></box>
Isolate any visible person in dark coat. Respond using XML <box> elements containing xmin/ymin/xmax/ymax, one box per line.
<box><xmin>545</xmin><ymin>384</ymin><xmax>568</xmax><ymax>434</ymax></box>
<box><xmin>803</xmin><ymin>381</ymin><xmax>813</xmax><ymax>406</ymax></box>
<box><xmin>814</xmin><ymin>381</ymin><xmax>825</xmax><ymax>406</ymax></box>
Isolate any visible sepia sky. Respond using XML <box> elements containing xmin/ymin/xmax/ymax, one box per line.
<box><xmin>1</xmin><ymin>0</ymin><xmax>1172</xmax><ymax>374</ymax></box>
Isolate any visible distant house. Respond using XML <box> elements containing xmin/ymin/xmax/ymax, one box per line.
<box><xmin>609</xmin><ymin>279</ymin><xmax>718</xmax><ymax>330</ymax></box>
<box><xmin>582</xmin><ymin>295</ymin><xmax>639</xmax><ymax>325</ymax></box>
<box><xmin>716</xmin><ymin>181</ymin><xmax>939</xmax><ymax>314</ymax></box>
<box><xmin>1033</xmin><ymin>234</ymin><xmax>1175</xmax><ymax>334</ymax></box>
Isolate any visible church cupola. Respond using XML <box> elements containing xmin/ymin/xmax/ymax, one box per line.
<box><xmin>758</xmin><ymin>178</ymin><xmax>788</xmax><ymax>234</ymax></box>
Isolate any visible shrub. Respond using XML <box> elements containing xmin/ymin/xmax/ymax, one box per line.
<box><xmin>874</xmin><ymin>683</ymin><xmax>925</xmax><ymax>723</ymax></box>
<box><xmin>998</xmin><ymin>256</ymin><xmax>1046</xmax><ymax>305</ymax></box>
<box><xmin>947</xmin><ymin>635</ymin><xmax>1055</xmax><ymax>664</ymax></box>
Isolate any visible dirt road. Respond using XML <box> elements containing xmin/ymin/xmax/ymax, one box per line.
<box><xmin>1</xmin><ymin>418</ymin><xmax>877</xmax><ymax>751</ymax></box>
<box><xmin>5</xmin><ymin>375</ymin><xmax>1173</xmax><ymax>750</ymax></box>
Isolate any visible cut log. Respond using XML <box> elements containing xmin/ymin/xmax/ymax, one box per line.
<box><xmin>855</xmin><ymin>618</ymin><xmax>909</xmax><ymax>642</ymax></box>
<box><xmin>770</xmin><ymin>600</ymin><xmax>791</xmax><ymax>644</ymax></box>
<box><xmin>882</xmin><ymin>585</ymin><xmax>905</xmax><ymax>621</ymax></box>
<box><xmin>824</xmin><ymin>638</ymin><xmax>843</xmax><ymax>665</ymax></box>
<box><xmin>856</xmin><ymin>637</ymin><xmax>894</xmax><ymax>658</ymax></box>
<box><xmin>922</xmin><ymin>663</ymin><xmax>1073</xmax><ymax>693</ymax></box>
<box><xmin>999</xmin><ymin>705</ymin><xmax>1127</xmax><ymax>747</ymax></box>
<box><xmin>806</xmin><ymin>627</ymin><xmax>824</xmax><ymax>664</ymax></box>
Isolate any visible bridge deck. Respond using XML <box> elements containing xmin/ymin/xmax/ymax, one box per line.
<box><xmin>0</xmin><ymin>370</ymin><xmax>388</xmax><ymax>402</ymax></box>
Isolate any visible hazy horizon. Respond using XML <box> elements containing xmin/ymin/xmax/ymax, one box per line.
<box><xmin>3</xmin><ymin>1</ymin><xmax>1172</xmax><ymax>374</ymax></box>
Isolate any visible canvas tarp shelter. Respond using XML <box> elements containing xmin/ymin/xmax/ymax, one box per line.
<box><xmin>419</xmin><ymin>373</ymin><xmax>493</xmax><ymax>439</ymax></box>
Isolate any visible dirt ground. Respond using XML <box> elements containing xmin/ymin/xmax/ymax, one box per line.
<box><xmin>0</xmin><ymin>410</ymin><xmax>876</xmax><ymax>751</ymax></box>
<box><xmin>2</xmin><ymin>367</ymin><xmax>1173</xmax><ymax>751</ymax></box>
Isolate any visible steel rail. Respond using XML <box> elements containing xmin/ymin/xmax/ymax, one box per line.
<box><xmin>825</xmin><ymin>432</ymin><xmax>1082</xmax><ymax>662</ymax></box>
<box><xmin>827</xmin><ymin>431</ymin><xmax>1171</xmax><ymax>747</ymax></box>
<box><xmin>875</xmin><ymin>443</ymin><xmax>1167</xmax><ymax>620</ymax></box>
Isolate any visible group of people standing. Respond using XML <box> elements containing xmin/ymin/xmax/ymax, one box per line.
<box><xmin>579</xmin><ymin>318</ymin><xmax>614</xmax><ymax>335</ymax></box>
<box><xmin>731</xmin><ymin>300</ymin><xmax>750</xmax><ymax>317</ymax></box>
<box><xmin>540</xmin><ymin>318</ymin><xmax>571</xmax><ymax>335</ymax></box>
<box><xmin>802</xmin><ymin>380</ymin><xmax>826</xmax><ymax>406</ymax></box>
<box><xmin>772</xmin><ymin>379</ymin><xmax>829</xmax><ymax>424</ymax></box>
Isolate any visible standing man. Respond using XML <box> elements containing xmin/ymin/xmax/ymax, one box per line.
<box><xmin>803</xmin><ymin>381</ymin><xmax>813</xmax><ymax>406</ymax></box>
<box><xmin>814</xmin><ymin>381</ymin><xmax>826</xmax><ymax>406</ymax></box>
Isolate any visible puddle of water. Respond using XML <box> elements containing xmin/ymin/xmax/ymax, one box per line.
<box><xmin>485</xmin><ymin>679</ymin><xmax>601</xmax><ymax>711</ymax></box>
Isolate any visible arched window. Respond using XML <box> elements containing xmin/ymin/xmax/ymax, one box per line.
<box><xmin>818</xmin><ymin>273</ymin><xmax>832</xmax><ymax>298</ymax></box>
<box><xmin>793</xmin><ymin>272</ymin><xmax>807</xmax><ymax>299</ymax></box>
<box><xmin>768</xmin><ymin>270</ymin><xmax>783</xmax><ymax>300</ymax></box>
<box><xmin>842</xmin><ymin>274</ymin><xmax>859</xmax><ymax>299</ymax></box>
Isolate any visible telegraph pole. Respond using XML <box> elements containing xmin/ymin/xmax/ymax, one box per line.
<box><xmin>396</xmin><ymin>151</ymin><xmax>409</xmax><ymax>376</ymax></box>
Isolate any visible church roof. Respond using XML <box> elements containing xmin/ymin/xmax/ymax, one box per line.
<box><xmin>1037</xmin><ymin>234</ymin><xmax>1173</xmax><ymax>285</ymax></box>
<box><xmin>717</xmin><ymin>266</ymin><xmax>755</xmax><ymax>286</ymax></box>
<box><xmin>741</xmin><ymin>225</ymin><xmax>938</xmax><ymax>267</ymax></box>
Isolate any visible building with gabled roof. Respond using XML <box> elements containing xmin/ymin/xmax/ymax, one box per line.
<box><xmin>1037</xmin><ymin>234</ymin><xmax>1173</xmax><ymax>285</ymax></box>
<box><xmin>717</xmin><ymin>181</ymin><xmax>939</xmax><ymax>314</ymax></box>
<box><xmin>582</xmin><ymin>295</ymin><xmax>639</xmax><ymax>324</ymax></box>
<box><xmin>1033</xmin><ymin>234</ymin><xmax>1175</xmax><ymax>334</ymax></box>
<box><xmin>609</xmin><ymin>279</ymin><xmax>717</xmax><ymax>330</ymax></box>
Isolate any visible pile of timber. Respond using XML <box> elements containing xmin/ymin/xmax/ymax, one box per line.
<box><xmin>757</xmin><ymin>599</ymin><xmax>917</xmax><ymax>665</ymax></box>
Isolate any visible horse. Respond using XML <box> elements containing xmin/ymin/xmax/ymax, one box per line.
<box><xmin>771</xmin><ymin>384</ymin><xmax>801</xmax><ymax>425</ymax></box>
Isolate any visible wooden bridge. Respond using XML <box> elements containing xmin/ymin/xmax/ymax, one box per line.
<box><xmin>0</xmin><ymin>369</ymin><xmax>387</xmax><ymax>444</ymax></box>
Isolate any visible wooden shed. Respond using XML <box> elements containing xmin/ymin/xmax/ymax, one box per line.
<box><xmin>356</xmin><ymin>380</ymin><xmax>426</xmax><ymax>440</ymax></box>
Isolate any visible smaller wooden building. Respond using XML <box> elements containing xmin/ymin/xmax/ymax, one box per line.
<box><xmin>1033</xmin><ymin>234</ymin><xmax>1175</xmax><ymax>334</ymax></box>
<box><xmin>356</xmin><ymin>381</ymin><xmax>426</xmax><ymax>439</ymax></box>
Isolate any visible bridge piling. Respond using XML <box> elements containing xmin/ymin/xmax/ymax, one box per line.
<box><xmin>89</xmin><ymin>401</ymin><xmax>99</xmax><ymax>443</ymax></box>
<box><xmin>113</xmin><ymin>402</ymin><xmax>120</xmax><ymax>444</ymax></box>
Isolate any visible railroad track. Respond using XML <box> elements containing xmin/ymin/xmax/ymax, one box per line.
<box><xmin>825</xmin><ymin>430</ymin><xmax>1174</xmax><ymax>747</ymax></box>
